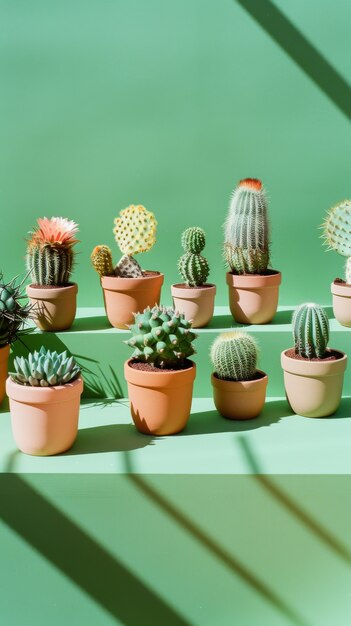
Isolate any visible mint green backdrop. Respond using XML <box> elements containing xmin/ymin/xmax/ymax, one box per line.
<box><xmin>1</xmin><ymin>0</ymin><xmax>350</xmax><ymax>307</ymax></box>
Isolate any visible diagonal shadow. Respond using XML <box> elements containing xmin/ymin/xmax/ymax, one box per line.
<box><xmin>238</xmin><ymin>436</ymin><xmax>351</xmax><ymax>568</ymax></box>
<box><xmin>0</xmin><ymin>475</ymin><xmax>190</xmax><ymax>626</ymax></box>
<box><xmin>236</xmin><ymin>0</ymin><xmax>351</xmax><ymax>120</ymax></box>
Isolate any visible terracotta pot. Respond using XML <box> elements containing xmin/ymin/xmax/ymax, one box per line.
<box><xmin>331</xmin><ymin>281</ymin><xmax>351</xmax><ymax>327</ymax></box>
<box><xmin>6</xmin><ymin>376</ymin><xmax>83</xmax><ymax>455</ymax></box>
<box><xmin>211</xmin><ymin>370</ymin><xmax>268</xmax><ymax>420</ymax></box>
<box><xmin>171</xmin><ymin>283</ymin><xmax>216</xmax><ymax>328</ymax></box>
<box><xmin>26</xmin><ymin>283</ymin><xmax>78</xmax><ymax>331</ymax></box>
<box><xmin>124</xmin><ymin>359</ymin><xmax>196</xmax><ymax>435</ymax></box>
<box><xmin>101</xmin><ymin>273</ymin><xmax>164</xmax><ymax>329</ymax></box>
<box><xmin>0</xmin><ymin>344</ymin><xmax>10</xmax><ymax>404</ymax></box>
<box><xmin>281</xmin><ymin>349</ymin><xmax>347</xmax><ymax>417</ymax></box>
<box><xmin>226</xmin><ymin>271</ymin><xmax>281</xmax><ymax>324</ymax></box>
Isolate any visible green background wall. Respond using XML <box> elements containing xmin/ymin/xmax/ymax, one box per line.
<box><xmin>1</xmin><ymin>0</ymin><xmax>350</xmax><ymax>307</ymax></box>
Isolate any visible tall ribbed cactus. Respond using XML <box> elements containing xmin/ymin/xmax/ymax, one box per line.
<box><xmin>292</xmin><ymin>303</ymin><xmax>329</xmax><ymax>359</ymax></box>
<box><xmin>27</xmin><ymin>217</ymin><xmax>79</xmax><ymax>286</ymax></box>
<box><xmin>322</xmin><ymin>200</ymin><xmax>351</xmax><ymax>283</ymax></box>
<box><xmin>210</xmin><ymin>331</ymin><xmax>258</xmax><ymax>381</ymax></box>
<box><xmin>224</xmin><ymin>178</ymin><xmax>270</xmax><ymax>274</ymax></box>
<box><xmin>113</xmin><ymin>205</ymin><xmax>157</xmax><ymax>278</ymax></box>
<box><xmin>178</xmin><ymin>227</ymin><xmax>210</xmax><ymax>287</ymax></box>
<box><xmin>91</xmin><ymin>245</ymin><xmax>115</xmax><ymax>277</ymax></box>
<box><xmin>0</xmin><ymin>273</ymin><xmax>32</xmax><ymax>347</ymax></box>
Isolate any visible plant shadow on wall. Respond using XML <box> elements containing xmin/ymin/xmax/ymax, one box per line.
<box><xmin>70</xmin><ymin>315</ymin><xmax>112</xmax><ymax>332</ymax></box>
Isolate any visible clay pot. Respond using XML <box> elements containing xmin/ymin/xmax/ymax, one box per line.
<box><xmin>211</xmin><ymin>370</ymin><xmax>268</xmax><ymax>420</ymax></box>
<box><xmin>26</xmin><ymin>283</ymin><xmax>78</xmax><ymax>331</ymax></box>
<box><xmin>171</xmin><ymin>283</ymin><xmax>216</xmax><ymax>328</ymax></box>
<box><xmin>226</xmin><ymin>271</ymin><xmax>281</xmax><ymax>324</ymax></box>
<box><xmin>124</xmin><ymin>359</ymin><xmax>196</xmax><ymax>435</ymax></box>
<box><xmin>101</xmin><ymin>272</ymin><xmax>164</xmax><ymax>329</ymax></box>
<box><xmin>0</xmin><ymin>344</ymin><xmax>10</xmax><ymax>404</ymax></box>
<box><xmin>6</xmin><ymin>376</ymin><xmax>83</xmax><ymax>455</ymax></box>
<box><xmin>331</xmin><ymin>281</ymin><xmax>351</xmax><ymax>327</ymax></box>
<box><xmin>281</xmin><ymin>349</ymin><xmax>347</xmax><ymax>417</ymax></box>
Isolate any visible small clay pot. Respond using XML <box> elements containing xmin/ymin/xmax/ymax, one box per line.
<box><xmin>6</xmin><ymin>376</ymin><xmax>83</xmax><ymax>455</ymax></box>
<box><xmin>226</xmin><ymin>271</ymin><xmax>281</xmax><ymax>324</ymax></box>
<box><xmin>26</xmin><ymin>283</ymin><xmax>78</xmax><ymax>331</ymax></box>
<box><xmin>211</xmin><ymin>370</ymin><xmax>268</xmax><ymax>420</ymax></box>
<box><xmin>281</xmin><ymin>349</ymin><xmax>347</xmax><ymax>417</ymax></box>
<box><xmin>124</xmin><ymin>359</ymin><xmax>196</xmax><ymax>435</ymax></box>
<box><xmin>101</xmin><ymin>272</ymin><xmax>164</xmax><ymax>329</ymax></box>
<box><xmin>331</xmin><ymin>280</ymin><xmax>351</xmax><ymax>327</ymax></box>
<box><xmin>171</xmin><ymin>283</ymin><xmax>216</xmax><ymax>328</ymax></box>
<box><xmin>0</xmin><ymin>344</ymin><xmax>10</xmax><ymax>404</ymax></box>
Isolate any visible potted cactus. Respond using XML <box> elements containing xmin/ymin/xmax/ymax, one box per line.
<box><xmin>6</xmin><ymin>346</ymin><xmax>83</xmax><ymax>455</ymax></box>
<box><xmin>210</xmin><ymin>331</ymin><xmax>268</xmax><ymax>420</ymax></box>
<box><xmin>281</xmin><ymin>303</ymin><xmax>347</xmax><ymax>417</ymax></box>
<box><xmin>322</xmin><ymin>200</ymin><xmax>351</xmax><ymax>326</ymax></box>
<box><xmin>224</xmin><ymin>178</ymin><xmax>281</xmax><ymax>324</ymax></box>
<box><xmin>91</xmin><ymin>204</ymin><xmax>164</xmax><ymax>329</ymax></box>
<box><xmin>26</xmin><ymin>217</ymin><xmax>79</xmax><ymax>331</ymax></box>
<box><xmin>124</xmin><ymin>305</ymin><xmax>197</xmax><ymax>435</ymax></box>
<box><xmin>171</xmin><ymin>227</ymin><xmax>216</xmax><ymax>328</ymax></box>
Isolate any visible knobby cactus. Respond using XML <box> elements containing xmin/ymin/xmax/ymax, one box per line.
<box><xmin>90</xmin><ymin>246</ymin><xmax>115</xmax><ymax>277</ymax></box>
<box><xmin>125</xmin><ymin>305</ymin><xmax>198</xmax><ymax>369</ymax></box>
<box><xmin>10</xmin><ymin>346</ymin><xmax>81</xmax><ymax>387</ymax></box>
<box><xmin>178</xmin><ymin>227</ymin><xmax>210</xmax><ymax>287</ymax></box>
<box><xmin>210</xmin><ymin>331</ymin><xmax>258</xmax><ymax>381</ymax></box>
<box><xmin>26</xmin><ymin>217</ymin><xmax>79</xmax><ymax>286</ymax></box>
<box><xmin>322</xmin><ymin>200</ymin><xmax>351</xmax><ymax>283</ymax></box>
<box><xmin>224</xmin><ymin>178</ymin><xmax>270</xmax><ymax>274</ymax></box>
<box><xmin>292</xmin><ymin>303</ymin><xmax>329</xmax><ymax>359</ymax></box>
<box><xmin>0</xmin><ymin>273</ymin><xmax>32</xmax><ymax>348</ymax></box>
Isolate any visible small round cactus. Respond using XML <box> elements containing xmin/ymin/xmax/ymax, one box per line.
<box><xmin>91</xmin><ymin>245</ymin><xmax>115</xmax><ymax>277</ymax></box>
<box><xmin>181</xmin><ymin>227</ymin><xmax>206</xmax><ymax>254</ymax></box>
<box><xmin>178</xmin><ymin>227</ymin><xmax>210</xmax><ymax>287</ymax></box>
<box><xmin>210</xmin><ymin>331</ymin><xmax>258</xmax><ymax>381</ymax></box>
<box><xmin>292</xmin><ymin>303</ymin><xmax>329</xmax><ymax>359</ymax></box>
<box><xmin>322</xmin><ymin>200</ymin><xmax>351</xmax><ymax>283</ymax></box>
<box><xmin>10</xmin><ymin>346</ymin><xmax>81</xmax><ymax>387</ymax></box>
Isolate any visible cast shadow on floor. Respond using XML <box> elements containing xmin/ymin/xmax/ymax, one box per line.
<box><xmin>67</xmin><ymin>423</ymin><xmax>154</xmax><ymax>455</ymax></box>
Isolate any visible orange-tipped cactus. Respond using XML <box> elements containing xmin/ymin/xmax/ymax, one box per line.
<box><xmin>91</xmin><ymin>245</ymin><xmax>115</xmax><ymax>277</ymax></box>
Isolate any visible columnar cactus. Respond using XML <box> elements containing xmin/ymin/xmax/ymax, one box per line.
<box><xmin>210</xmin><ymin>331</ymin><xmax>258</xmax><ymax>381</ymax></box>
<box><xmin>178</xmin><ymin>227</ymin><xmax>210</xmax><ymax>287</ymax></box>
<box><xmin>322</xmin><ymin>200</ymin><xmax>351</xmax><ymax>283</ymax></box>
<box><xmin>27</xmin><ymin>217</ymin><xmax>79</xmax><ymax>286</ymax></box>
<box><xmin>10</xmin><ymin>346</ymin><xmax>81</xmax><ymax>387</ymax></box>
<box><xmin>224</xmin><ymin>178</ymin><xmax>270</xmax><ymax>274</ymax></box>
<box><xmin>0</xmin><ymin>273</ymin><xmax>32</xmax><ymax>348</ymax></box>
<box><xmin>90</xmin><ymin>245</ymin><xmax>115</xmax><ymax>277</ymax></box>
<box><xmin>126</xmin><ymin>305</ymin><xmax>198</xmax><ymax>368</ymax></box>
<box><xmin>292</xmin><ymin>303</ymin><xmax>329</xmax><ymax>359</ymax></box>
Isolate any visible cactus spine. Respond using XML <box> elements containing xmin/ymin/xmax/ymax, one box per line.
<box><xmin>210</xmin><ymin>331</ymin><xmax>258</xmax><ymax>381</ymax></box>
<box><xmin>10</xmin><ymin>346</ymin><xmax>80</xmax><ymax>387</ymax></box>
<box><xmin>178</xmin><ymin>227</ymin><xmax>209</xmax><ymax>287</ymax></box>
<box><xmin>0</xmin><ymin>273</ymin><xmax>32</xmax><ymax>347</ymax></box>
<box><xmin>292</xmin><ymin>303</ymin><xmax>329</xmax><ymax>359</ymax></box>
<box><xmin>27</xmin><ymin>217</ymin><xmax>79</xmax><ymax>286</ymax></box>
<box><xmin>322</xmin><ymin>200</ymin><xmax>351</xmax><ymax>283</ymax></box>
<box><xmin>224</xmin><ymin>178</ymin><xmax>270</xmax><ymax>274</ymax></box>
<box><xmin>91</xmin><ymin>245</ymin><xmax>115</xmax><ymax>277</ymax></box>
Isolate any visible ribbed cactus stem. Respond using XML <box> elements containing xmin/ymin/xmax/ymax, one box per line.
<box><xmin>91</xmin><ymin>245</ymin><xmax>115</xmax><ymax>277</ymax></box>
<box><xmin>27</xmin><ymin>245</ymin><xmax>73</xmax><ymax>286</ymax></box>
<box><xmin>182</xmin><ymin>227</ymin><xmax>206</xmax><ymax>254</ymax></box>
<box><xmin>292</xmin><ymin>303</ymin><xmax>329</xmax><ymax>359</ymax></box>
<box><xmin>346</xmin><ymin>257</ymin><xmax>351</xmax><ymax>284</ymax></box>
<box><xmin>178</xmin><ymin>227</ymin><xmax>210</xmax><ymax>287</ymax></box>
<box><xmin>210</xmin><ymin>331</ymin><xmax>258</xmax><ymax>381</ymax></box>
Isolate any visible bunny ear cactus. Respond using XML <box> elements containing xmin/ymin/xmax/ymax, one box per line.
<box><xmin>224</xmin><ymin>178</ymin><xmax>270</xmax><ymax>274</ymax></box>
<box><xmin>10</xmin><ymin>346</ymin><xmax>81</xmax><ymax>387</ymax></box>
<box><xmin>113</xmin><ymin>204</ymin><xmax>157</xmax><ymax>278</ymax></box>
<box><xmin>178</xmin><ymin>227</ymin><xmax>210</xmax><ymax>287</ymax></box>
<box><xmin>211</xmin><ymin>331</ymin><xmax>258</xmax><ymax>381</ymax></box>
<box><xmin>0</xmin><ymin>273</ymin><xmax>32</xmax><ymax>347</ymax></box>
<box><xmin>292</xmin><ymin>303</ymin><xmax>329</xmax><ymax>359</ymax></box>
<box><xmin>322</xmin><ymin>200</ymin><xmax>351</xmax><ymax>283</ymax></box>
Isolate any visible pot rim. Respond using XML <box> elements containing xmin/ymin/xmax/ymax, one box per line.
<box><xmin>124</xmin><ymin>358</ymin><xmax>196</xmax><ymax>389</ymax></box>
<box><xmin>211</xmin><ymin>370</ymin><xmax>268</xmax><ymax>392</ymax></box>
<box><xmin>26</xmin><ymin>283</ymin><xmax>78</xmax><ymax>298</ymax></box>
<box><xmin>102</xmin><ymin>272</ymin><xmax>164</xmax><ymax>290</ymax></box>
<box><xmin>226</xmin><ymin>270</ymin><xmax>281</xmax><ymax>289</ymax></box>
<box><xmin>281</xmin><ymin>348</ymin><xmax>347</xmax><ymax>377</ymax></box>
<box><xmin>331</xmin><ymin>280</ymin><xmax>351</xmax><ymax>297</ymax></box>
<box><xmin>6</xmin><ymin>375</ymin><xmax>84</xmax><ymax>403</ymax></box>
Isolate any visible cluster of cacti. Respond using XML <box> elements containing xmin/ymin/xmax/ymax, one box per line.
<box><xmin>224</xmin><ymin>178</ymin><xmax>270</xmax><ymax>274</ymax></box>
<box><xmin>292</xmin><ymin>302</ymin><xmax>329</xmax><ymax>359</ymax></box>
<box><xmin>126</xmin><ymin>305</ymin><xmax>197</xmax><ymax>368</ymax></box>
<box><xmin>10</xmin><ymin>346</ymin><xmax>80</xmax><ymax>387</ymax></box>
<box><xmin>178</xmin><ymin>227</ymin><xmax>210</xmax><ymax>287</ymax></box>
<box><xmin>0</xmin><ymin>274</ymin><xmax>32</xmax><ymax>347</ymax></box>
<box><xmin>211</xmin><ymin>331</ymin><xmax>258</xmax><ymax>381</ymax></box>
<box><xmin>26</xmin><ymin>217</ymin><xmax>79</xmax><ymax>286</ymax></box>
<box><xmin>322</xmin><ymin>200</ymin><xmax>351</xmax><ymax>283</ymax></box>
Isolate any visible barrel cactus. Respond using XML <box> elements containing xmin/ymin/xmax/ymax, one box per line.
<box><xmin>26</xmin><ymin>217</ymin><xmax>79</xmax><ymax>286</ymax></box>
<box><xmin>178</xmin><ymin>227</ymin><xmax>210</xmax><ymax>287</ymax></box>
<box><xmin>224</xmin><ymin>178</ymin><xmax>270</xmax><ymax>274</ymax></box>
<box><xmin>91</xmin><ymin>245</ymin><xmax>115</xmax><ymax>277</ymax></box>
<box><xmin>322</xmin><ymin>200</ymin><xmax>351</xmax><ymax>283</ymax></box>
<box><xmin>0</xmin><ymin>273</ymin><xmax>32</xmax><ymax>348</ymax></box>
<box><xmin>210</xmin><ymin>331</ymin><xmax>258</xmax><ymax>381</ymax></box>
<box><xmin>126</xmin><ymin>305</ymin><xmax>198</xmax><ymax>368</ymax></box>
<box><xmin>292</xmin><ymin>303</ymin><xmax>329</xmax><ymax>359</ymax></box>
<box><xmin>10</xmin><ymin>346</ymin><xmax>81</xmax><ymax>387</ymax></box>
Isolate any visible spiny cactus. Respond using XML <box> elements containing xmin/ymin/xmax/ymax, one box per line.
<box><xmin>115</xmin><ymin>254</ymin><xmax>143</xmax><ymax>278</ymax></box>
<box><xmin>178</xmin><ymin>227</ymin><xmax>210</xmax><ymax>287</ymax></box>
<box><xmin>0</xmin><ymin>273</ymin><xmax>32</xmax><ymax>348</ymax></box>
<box><xmin>322</xmin><ymin>200</ymin><xmax>351</xmax><ymax>283</ymax></box>
<box><xmin>292</xmin><ymin>303</ymin><xmax>329</xmax><ymax>359</ymax></box>
<box><xmin>10</xmin><ymin>346</ymin><xmax>81</xmax><ymax>387</ymax></box>
<box><xmin>27</xmin><ymin>217</ymin><xmax>79</xmax><ymax>286</ymax></box>
<box><xmin>112</xmin><ymin>204</ymin><xmax>157</xmax><ymax>278</ymax></box>
<box><xmin>91</xmin><ymin>245</ymin><xmax>115</xmax><ymax>277</ymax></box>
<box><xmin>125</xmin><ymin>305</ymin><xmax>197</xmax><ymax>369</ymax></box>
<box><xmin>224</xmin><ymin>178</ymin><xmax>270</xmax><ymax>274</ymax></box>
<box><xmin>210</xmin><ymin>331</ymin><xmax>258</xmax><ymax>381</ymax></box>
